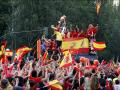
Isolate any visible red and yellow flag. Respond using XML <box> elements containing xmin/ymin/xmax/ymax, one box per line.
<box><xmin>46</xmin><ymin>80</ymin><xmax>63</xmax><ymax>90</ymax></box>
<box><xmin>61</xmin><ymin>38</ymin><xmax>89</xmax><ymax>54</ymax></box>
<box><xmin>16</xmin><ymin>46</ymin><xmax>32</xmax><ymax>56</ymax></box>
<box><xmin>42</xmin><ymin>51</ymin><xmax>48</xmax><ymax>65</ymax></box>
<box><xmin>16</xmin><ymin>46</ymin><xmax>32</xmax><ymax>61</ymax></box>
<box><xmin>60</xmin><ymin>50</ymin><xmax>73</xmax><ymax>68</ymax></box>
<box><xmin>93</xmin><ymin>41</ymin><xmax>106</xmax><ymax>51</ymax></box>
<box><xmin>5</xmin><ymin>50</ymin><xmax>13</xmax><ymax>57</ymax></box>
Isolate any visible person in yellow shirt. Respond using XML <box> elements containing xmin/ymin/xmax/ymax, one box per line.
<box><xmin>54</xmin><ymin>31</ymin><xmax>63</xmax><ymax>49</ymax></box>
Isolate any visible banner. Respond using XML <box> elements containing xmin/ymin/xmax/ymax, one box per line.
<box><xmin>61</xmin><ymin>38</ymin><xmax>89</xmax><ymax>54</ymax></box>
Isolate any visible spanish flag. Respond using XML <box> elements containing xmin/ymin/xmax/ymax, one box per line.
<box><xmin>42</xmin><ymin>51</ymin><xmax>48</xmax><ymax>65</ymax></box>
<box><xmin>59</xmin><ymin>50</ymin><xmax>73</xmax><ymax>68</ymax></box>
<box><xmin>15</xmin><ymin>46</ymin><xmax>32</xmax><ymax>61</ymax></box>
<box><xmin>5</xmin><ymin>50</ymin><xmax>13</xmax><ymax>57</ymax></box>
<box><xmin>61</xmin><ymin>38</ymin><xmax>89</xmax><ymax>54</ymax></box>
<box><xmin>16</xmin><ymin>46</ymin><xmax>32</xmax><ymax>56</ymax></box>
<box><xmin>93</xmin><ymin>41</ymin><xmax>106</xmax><ymax>51</ymax></box>
<box><xmin>46</xmin><ymin>80</ymin><xmax>63</xmax><ymax>90</ymax></box>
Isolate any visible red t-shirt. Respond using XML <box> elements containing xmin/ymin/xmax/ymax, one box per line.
<box><xmin>106</xmin><ymin>85</ymin><xmax>114</xmax><ymax>90</ymax></box>
<box><xmin>70</xmin><ymin>31</ymin><xmax>74</xmax><ymax>38</ymax></box>
<box><xmin>72</xmin><ymin>31</ymin><xmax>78</xmax><ymax>38</ymax></box>
<box><xmin>78</xmin><ymin>32</ymin><xmax>86</xmax><ymax>37</ymax></box>
<box><xmin>63</xmin><ymin>80</ymin><xmax>72</xmax><ymax>90</ymax></box>
<box><xmin>87</xmin><ymin>27</ymin><xmax>97</xmax><ymax>37</ymax></box>
<box><xmin>64</xmin><ymin>32</ymin><xmax>68</xmax><ymax>38</ymax></box>
<box><xmin>29</xmin><ymin>75</ymin><xmax>42</xmax><ymax>83</ymax></box>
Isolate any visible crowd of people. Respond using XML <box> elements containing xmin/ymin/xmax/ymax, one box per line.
<box><xmin>0</xmin><ymin>52</ymin><xmax>120</xmax><ymax>90</ymax></box>
<box><xmin>0</xmin><ymin>15</ymin><xmax>119</xmax><ymax>90</ymax></box>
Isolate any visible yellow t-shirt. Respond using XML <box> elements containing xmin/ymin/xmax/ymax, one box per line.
<box><xmin>55</xmin><ymin>31</ymin><xmax>63</xmax><ymax>41</ymax></box>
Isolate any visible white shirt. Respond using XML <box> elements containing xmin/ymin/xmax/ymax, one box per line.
<box><xmin>114</xmin><ymin>85</ymin><xmax>120</xmax><ymax>90</ymax></box>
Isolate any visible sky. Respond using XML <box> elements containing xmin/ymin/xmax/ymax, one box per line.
<box><xmin>113</xmin><ymin>0</ymin><xmax>119</xmax><ymax>6</ymax></box>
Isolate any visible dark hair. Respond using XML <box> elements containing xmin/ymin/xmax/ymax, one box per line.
<box><xmin>73</xmin><ymin>79</ymin><xmax>79</xmax><ymax>89</ymax></box>
<box><xmin>100</xmin><ymin>74</ymin><xmax>103</xmax><ymax>78</ymax></box>
<box><xmin>31</xmin><ymin>70</ymin><xmax>37</xmax><ymax>77</ymax></box>
<box><xmin>92</xmin><ymin>69</ymin><xmax>96</xmax><ymax>74</ymax></box>
<box><xmin>80</xmin><ymin>77</ymin><xmax>84</xmax><ymax>86</ymax></box>
<box><xmin>72</xmin><ymin>69</ymin><xmax>76</xmax><ymax>76</ymax></box>
<box><xmin>1</xmin><ymin>79</ymin><xmax>8</xmax><ymax>89</ymax></box>
<box><xmin>49</xmin><ymin>73</ymin><xmax>55</xmax><ymax>81</ymax></box>
<box><xmin>23</xmin><ymin>77</ymin><xmax>28</xmax><ymax>85</ymax></box>
<box><xmin>104</xmin><ymin>76</ymin><xmax>107</xmax><ymax>80</ymax></box>
<box><xmin>68</xmin><ymin>78</ymin><xmax>73</xmax><ymax>83</ymax></box>
<box><xmin>85</xmin><ymin>73</ymin><xmax>90</xmax><ymax>77</ymax></box>
<box><xmin>20</xmin><ymin>60</ymin><xmax>25</xmax><ymax>70</ymax></box>
<box><xmin>115</xmin><ymin>79</ymin><xmax>119</xmax><ymax>85</ymax></box>
<box><xmin>29</xmin><ymin>80</ymin><xmax>36</xmax><ymax>87</ymax></box>
<box><xmin>100</xmin><ymin>79</ymin><xmax>106</xmax><ymax>87</ymax></box>
<box><xmin>32</xmin><ymin>63</ymin><xmax>36</xmax><ymax>69</ymax></box>
<box><xmin>38</xmin><ymin>71</ymin><xmax>42</xmax><ymax>77</ymax></box>
<box><xmin>18</xmin><ymin>77</ymin><xmax>24</xmax><ymax>87</ymax></box>
<box><xmin>7</xmin><ymin>77</ymin><xmax>14</xmax><ymax>85</ymax></box>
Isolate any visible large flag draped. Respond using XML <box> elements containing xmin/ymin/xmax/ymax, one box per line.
<box><xmin>61</xmin><ymin>38</ymin><xmax>89</xmax><ymax>54</ymax></box>
<box><xmin>93</xmin><ymin>41</ymin><xmax>106</xmax><ymax>51</ymax></box>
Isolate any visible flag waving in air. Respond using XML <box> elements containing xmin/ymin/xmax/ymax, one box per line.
<box><xmin>59</xmin><ymin>50</ymin><xmax>73</xmax><ymax>68</ymax></box>
<box><xmin>92</xmin><ymin>41</ymin><xmax>106</xmax><ymax>51</ymax></box>
<box><xmin>15</xmin><ymin>46</ymin><xmax>32</xmax><ymax>61</ymax></box>
<box><xmin>45</xmin><ymin>80</ymin><xmax>63</xmax><ymax>90</ymax></box>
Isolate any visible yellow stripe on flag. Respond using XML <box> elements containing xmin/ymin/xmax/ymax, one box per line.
<box><xmin>48</xmin><ymin>80</ymin><xmax>59</xmax><ymax>85</ymax></box>
<box><xmin>93</xmin><ymin>42</ymin><xmax>106</xmax><ymax>50</ymax></box>
<box><xmin>5</xmin><ymin>51</ymin><xmax>13</xmax><ymax>57</ymax></box>
<box><xmin>60</xmin><ymin>50</ymin><xmax>72</xmax><ymax>68</ymax></box>
<box><xmin>47</xmin><ymin>80</ymin><xmax>63</xmax><ymax>90</ymax></box>
<box><xmin>61</xmin><ymin>38</ymin><xmax>89</xmax><ymax>50</ymax></box>
<box><xmin>51</xmin><ymin>84</ymin><xmax>63</xmax><ymax>90</ymax></box>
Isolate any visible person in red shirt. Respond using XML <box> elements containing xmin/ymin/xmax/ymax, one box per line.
<box><xmin>106</xmin><ymin>80</ymin><xmax>114</xmax><ymax>90</ymax></box>
<box><xmin>70</xmin><ymin>29</ymin><xmax>74</xmax><ymax>38</ymax></box>
<box><xmin>72</xmin><ymin>29</ymin><xmax>78</xmax><ymax>38</ymax></box>
<box><xmin>86</xmin><ymin>24</ymin><xmax>98</xmax><ymax>38</ymax></box>
<box><xmin>63</xmin><ymin>77</ymin><xmax>73</xmax><ymax>90</ymax></box>
<box><xmin>29</xmin><ymin>70</ymin><xmax>42</xmax><ymax>83</ymax></box>
<box><xmin>78</xmin><ymin>30</ymin><xmax>86</xmax><ymax>38</ymax></box>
